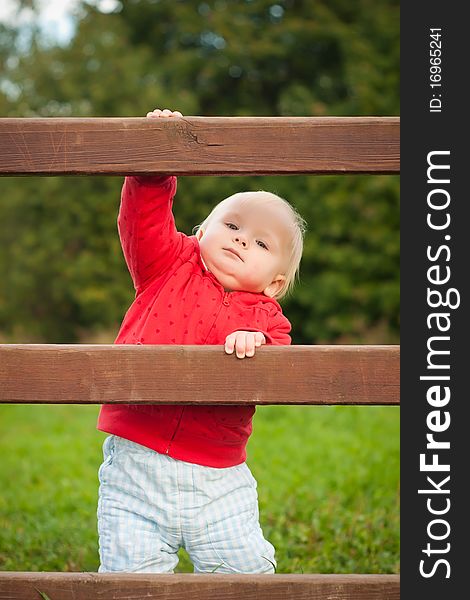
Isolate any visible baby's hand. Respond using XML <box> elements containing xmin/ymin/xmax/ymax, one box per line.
<box><xmin>225</xmin><ymin>331</ymin><xmax>266</xmax><ymax>359</ymax></box>
<box><xmin>146</xmin><ymin>108</ymin><xmax>183</xmax><ymax>118</ymax></box>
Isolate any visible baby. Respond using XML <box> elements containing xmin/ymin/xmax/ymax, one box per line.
<box><xmin>97</xmin><ymin>108</ymin><xmax>306</xmax><ymax>574</ymax></box>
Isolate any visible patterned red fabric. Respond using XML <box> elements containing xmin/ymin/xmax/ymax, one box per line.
<box><xmin>97</xmin><ymin>176</ymin><xmax>291</xmax><ymax>467</ymax></box>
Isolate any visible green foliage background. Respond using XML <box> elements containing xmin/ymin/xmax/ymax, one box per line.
<box><xmin>0</xmin><ymin>0</ymin><xmax>399</xmax><ymax>344</ymax></box>
<box><xmin>0</xmin><ymin>404</ymin><xmax>399</xmax><ymax>573</ymax></box>
<box><xmin>0</xmin><ymin>0</ymin><xmax>399</xmax><ymax>575</ymax></box>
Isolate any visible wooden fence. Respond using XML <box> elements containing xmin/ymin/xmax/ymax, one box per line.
<box><xmin>0</xmin><ymin>116</ymin><xmax>399</xmax><ymax>175</ymax></box>
<box><xmin>0</xmin><ymin>117</ymin><xmax>400</xmax><ymax>599</ymax></box>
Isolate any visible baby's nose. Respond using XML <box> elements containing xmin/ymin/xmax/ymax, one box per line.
<box><xmin>234</xmin><ymin>236</ymin><xmax>247</xmax><ymax>248</ymax></box>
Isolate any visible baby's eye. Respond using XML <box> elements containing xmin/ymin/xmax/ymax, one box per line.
<box><xmin>226</xmin><ymin>222</ymin><xmax>238</xmax><ymax>230</ymax></box>
<box><xmin>256</xmin><ymin>240</ymin><xmax>268</xmax><ymax>250</ymax></box>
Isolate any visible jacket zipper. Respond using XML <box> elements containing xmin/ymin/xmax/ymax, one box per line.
<box><xmin>165</xmin><ymin>407</ymin><xmax>186</xmax><ymax>454</ymax></box>
<box><xmin>166</xmin><ymin>291</ymin><xmax>231</xmax><ymax>454</ymax></box>
<box><xmin>202</xmin><ymin>290</ymin><xmax>232</xmax><ymax>345</ymax></box>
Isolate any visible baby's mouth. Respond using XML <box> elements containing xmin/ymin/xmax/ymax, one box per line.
<box><xmin>223</xmin><ymin>247</ymin><xmax>243</xmax><ymax>261</ymax></box>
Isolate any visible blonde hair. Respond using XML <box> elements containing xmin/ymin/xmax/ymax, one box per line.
<box><xmin>193</xmin><ymin>191</ymin><xmax>307</xmax><ymax>300</ymax></box>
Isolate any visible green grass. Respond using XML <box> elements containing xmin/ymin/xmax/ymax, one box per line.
<box><xmin>0</xmin><ymin>404</ymin><xmax>399</xmax><ymax>573</ymax></box>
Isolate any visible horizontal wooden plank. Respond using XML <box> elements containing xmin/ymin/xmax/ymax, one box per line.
<box><xmin>0</xmin><ymin>117</ymin><xmax>399</xmax><ymax>175</ymax></box>
<box><xmin>0</xmin><ymin>344</ymin><xmax>399</xmax><ymax>405</ymax></box>
<box><xmin>0</xmin><ymin>573</ymin><xmax>400</xmax><ymax>600</ymax></box>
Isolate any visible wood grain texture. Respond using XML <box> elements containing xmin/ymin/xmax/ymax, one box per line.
<box><xmin>0</xmin><ymin>573</ymin><xmax>400</xmax><ymax>600</ymax></box>
<box><xmin>0</xmin><ymin>117</ymin><xmax>399</xmax><ymax>175</ymax></box>
<box><xmin>0</xmin><ymin>344</ymin><xmax>399</xmax><ymax>405</ymax></box>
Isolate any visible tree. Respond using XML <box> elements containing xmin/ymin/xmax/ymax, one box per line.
<box><xmin>0</xmin><ymin>0</ymin><xmax>399</xmax><ymax>343</ymax></box>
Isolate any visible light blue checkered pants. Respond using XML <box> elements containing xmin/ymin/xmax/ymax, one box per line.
<box><xmin>97</xmin><ymin>435</ymin><xmax>276</xmax><ymax>573</ymax></box>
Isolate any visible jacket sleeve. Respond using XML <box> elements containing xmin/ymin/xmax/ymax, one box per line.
<box><xmin>241</xmin><ymin>307</ymin><xmax>292</xmax><ymax>345</ymax></box>
<box><xmin>118</xmin><ymin>175</ymin><xmax>185</xmax><ymax>293</ymax></box>
<box><xmin>264</xmin><ymin>309</ymin><xmax>292</xmax><ymax>345</ymax></box>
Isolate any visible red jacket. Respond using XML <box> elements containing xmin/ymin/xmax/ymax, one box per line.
<box><xmin>97</xmin><ymin>176</ymin><xmax>291</xmax><ymax>467</ymax></box>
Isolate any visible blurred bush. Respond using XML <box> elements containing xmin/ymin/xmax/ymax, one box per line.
<box><xmin>0</xmin><ymin>0</ymin><xmax>399</xmax><ymax>343</ymax></box>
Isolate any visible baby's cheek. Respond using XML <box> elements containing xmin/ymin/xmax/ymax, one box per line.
<box><xmin>240</xmin><ymin>270</ymin><xmax>266</xmax><ymax>293</ymax></box>
<box><xmin>249</xmin><ymin>257</ymin><xmax>277</xmax><ymax>286</ymax></box>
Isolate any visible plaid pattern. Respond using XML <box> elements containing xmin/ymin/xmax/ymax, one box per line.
<box><xmin>97</xmin><ymin>435</ymin><xmax>276</xmax><ymax>573</ymax></box>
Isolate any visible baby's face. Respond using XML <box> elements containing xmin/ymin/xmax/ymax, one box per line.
<box><xmin>197</xmin><ymin>194</ymin><xmax>290</xmax><ymax>297</ymax></box>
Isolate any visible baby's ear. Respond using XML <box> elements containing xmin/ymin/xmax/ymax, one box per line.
<box><xmin>196</xmin><ymin>228</ymin><xmax>204</xmax><ymax>241</ymax></box>
<box><xmin>263</xmin><ymin>275</ymin><xmax>286</xmax><ymax>298</ymax></box>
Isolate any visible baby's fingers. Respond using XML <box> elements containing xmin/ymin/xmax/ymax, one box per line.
<box><xmin>246</xmin><ymin>332</ymin><xmax>266</xmax><ymax>357</ymax></box>
<box><xmin>225</xmin><ymin>331</ymin><xmax>266</xmax><ymax>358</ymax></box>
<box><xmin>161</xmin><ymin>108</ymin><xmax>178</xmax><ymax>117</ymax></box>
<box><xmin>235</xmin><ymin>333</ymin><xmax>249</xmax><ymax>359</ymax></box>
<box><xmin>254</xmin><ymin>332</ymin><xmax>266</xmax><ymax>347</ymax></box>
<box><xmin>246</xmin><ymin>333</ymin><xmax>264</xmax><ymax>357</ymax></box>
<box><xmin>225</xmin><ymin>332</ymin><xmax>249</xmax><ymax>358</ymax></box>
<box><xmin>146</xmin><ymin>108</ymin><xmax>183</xmax><ymax>118</ymax></box>
<box><xmin>224</xmin><ymin>332</ymin><xmax>237</xmax><ymax>355</ymax></box>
